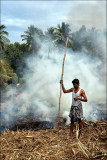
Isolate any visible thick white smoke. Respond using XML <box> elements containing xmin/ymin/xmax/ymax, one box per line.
<box><xmin>68</xmin><ymin>1</ymin><xmax>106</xmax><ymax>30</ymax></box>
<box><xmin>1</xmin><ymin>37</ymin><xmax>106</xmax><ymax>129</ymax></box>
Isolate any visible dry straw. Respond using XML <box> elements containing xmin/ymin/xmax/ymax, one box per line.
<box><xmin>0</xmin><ymin>120</ymin><xmax>107</xmax><ymax>160</ymax></box>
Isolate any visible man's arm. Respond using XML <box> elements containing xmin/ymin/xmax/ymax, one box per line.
<box><xmin>74</xmin><ymin>89</ymin><xmax>88</xmax><ymax>102</ymax></box>
<box><xmin>60</xmin><ymin>80</ymin><xmax>73</xmax><ymax>93</ymax></box>
<box><xmin>81</xmin><ymin>89</ymin><xmax>88</xmax><ymax>102</ymax></box>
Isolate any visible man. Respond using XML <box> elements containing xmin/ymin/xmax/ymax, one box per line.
<box><xmin>60</xmin><ymin>79</ymin><xmax>87</xmax><ymax>138</ymax></box>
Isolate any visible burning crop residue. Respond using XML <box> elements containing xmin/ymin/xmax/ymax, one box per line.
<box><xmin>0</xmin><ymin>108</ymin><xmax>67</xmax><ymax>133</ymax></box>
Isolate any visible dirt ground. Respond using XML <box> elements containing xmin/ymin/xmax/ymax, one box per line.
<box><xmin>0</xmin><ymin>120</ymin><xmax>107</xmax><ymax>160</ymax></box>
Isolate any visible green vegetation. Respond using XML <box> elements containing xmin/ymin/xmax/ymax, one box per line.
<box><xmin>0</xmin><ymin>23</ymin><xmax>106</xmax><ymax>89</ymax></box>
<box><xmin>4</xmin><ymin>42</ymin><xmax>28</xmax><ymax>78</ymax></box>
<box><xmin>0</xmin><ymin>25</ymin><xmax>10</xmax><ymax>52</ymax></box>
<box><xmin>21</xmin><ymin>25</ymin><xmax>44</xmax><ymax>54</ymax></box>
<box><xmin>0</xmin><ymin>59</ymin><xmax>15</xmax><ymax>88</ymax></box>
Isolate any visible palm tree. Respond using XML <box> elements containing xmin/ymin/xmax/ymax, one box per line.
<box><xmin>54</xmin><ymin>22</ymin><xmax>72</xmax><ymax>46</ymax></box>
<box><xmin>70</xmin><ymin>25</ymin><xmax>88</xmax><ymax>51</ymax></box>
<box><xmin>21</xmin><ymin>25</ymin><xmax>43</xmax><ymax>53</ymax></box>
<box><xmin>0</xmin><ymin>25</ymin><xmax>10</xmax><ymax>51</ymax></box>
<box><xmin>44</xmin><ymin>27</ymin><xmax>57</xmax><ymax>57</ymax></box>
<box><xmin>45</xmin><ymin>27</ymin><xmax>56</xmax><ymax>40</ymax></box>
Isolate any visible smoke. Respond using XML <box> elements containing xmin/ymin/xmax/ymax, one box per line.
<box><xmin>68</xmin><ymin>1</ymin><xmax>106</xmax><ymax>30</ymax></box>
<box><xmin>1</xmin><ymin>33</ymin><xmax>106</xmax><ymax>130</ymax></box>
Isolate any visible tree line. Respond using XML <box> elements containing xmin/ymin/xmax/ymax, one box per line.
<box><xmin>0</xmin><ymin>23</ymin><xmax>106</xmax><ymax>89</ymax></box>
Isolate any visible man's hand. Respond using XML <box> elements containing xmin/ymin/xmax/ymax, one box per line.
<box><xmin>60</xmin><ymin>80</ymin><xmax>73</xmax><ymax>93</ymax></box>
<box><xmin>60</xmin><ymin>80</ymin><xmax>63</xmax><ymax>84</ymax></box>
<box><xmin>74</xmin><ymin>97</ymin><xmax>81</xmax><ymax>101</ymax></box>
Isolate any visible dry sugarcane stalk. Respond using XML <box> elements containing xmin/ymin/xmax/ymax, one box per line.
<box><xmin>58</xmin><ymin>37</ymin><xmax>68</xmax><ymax>131</ymax></box>
<box><xmin>91</xmin><ymin>153</ymin><xmax>107</xmax><ymax>159</ymax></box>
<box><xmin>78</xmin><ymin>140</ymin><xmax>91</xmax><ymax>155</ymax></box>
<box><xmin>78</xmin><ymin>141</ymin><xmax>90</xmax><ymax>159</ymax></box>
<box><xmin>1</xmin><ymin>149</ymin><xmax>22</xmax><ymax>151</ymax></box>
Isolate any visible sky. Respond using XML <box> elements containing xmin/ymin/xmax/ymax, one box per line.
<box><xmin>1</xmin><ymin>0</ymin><xmax>106</xmax><ymax>43</ymax></box>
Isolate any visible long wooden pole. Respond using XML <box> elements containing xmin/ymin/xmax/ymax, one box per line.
<box><xmin>58</xmin><ymin>37</ymin><xmax>68</xmax><ymax>130</ymax></box>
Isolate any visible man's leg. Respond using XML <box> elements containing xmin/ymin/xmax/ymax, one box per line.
<box><xmin>78</xmin><ymin>119</ymin><xmax>82</xmax><ymax>138</ymax></box>
<box><xmin>70</xmin><ymin>120</ymin><xmax>74</xmax><ymax>138</ymax></box>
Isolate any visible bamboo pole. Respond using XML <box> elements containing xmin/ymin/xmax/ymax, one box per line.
<box><xmin>58</xmin><ymin>37</ymin><xmax>68</xmax><ymax>130</ymax></box>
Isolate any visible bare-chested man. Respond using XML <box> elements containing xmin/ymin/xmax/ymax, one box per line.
<box><xmin>60</xmin><ymin>79</ymin><xmax>88</xmax><ymax>138</ymax></box>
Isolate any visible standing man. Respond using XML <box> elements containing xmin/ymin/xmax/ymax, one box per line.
<box><xmin>60</xmin><ymin>79</ymin><xmax>87</xmax><ymax>138</ymax></box>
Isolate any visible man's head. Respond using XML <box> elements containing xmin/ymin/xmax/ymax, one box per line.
<box><xmin>72</xmin><ymin>79</ymin><xmax>79</xmax><ymax>89</ymax></box>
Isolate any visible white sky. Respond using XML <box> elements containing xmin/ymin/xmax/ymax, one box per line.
<box><xmin>1</xmin><ymin>0</ymin><xmax>106</xmax><ymax>43</ymax></box>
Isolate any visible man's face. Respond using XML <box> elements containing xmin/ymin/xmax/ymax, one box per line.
<box><xmin>73</xmin><ymin>83</ymin><xmax>79</xmax><ymax>89</ymax></box>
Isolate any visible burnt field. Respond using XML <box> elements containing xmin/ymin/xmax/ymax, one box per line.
<box><xmin>0</xmin><ymin>119</ymin><xmax>107</xmax><ymax>160</ymax></box>
<box><xmin>0</xmin><ymin>114</ymin><xmax>57</xmax><ymax>133</ymax></box>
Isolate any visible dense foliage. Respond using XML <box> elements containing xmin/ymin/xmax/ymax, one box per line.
<box><xmin>0</xmin><ymin>59</ymin><xmax>16</xmax><ymax>89</ymax></box>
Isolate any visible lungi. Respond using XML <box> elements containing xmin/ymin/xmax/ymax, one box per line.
<box><xmin>69</xmin><ymin>103</ymin><xmax>83</xmax><ymax>122</ymax></box>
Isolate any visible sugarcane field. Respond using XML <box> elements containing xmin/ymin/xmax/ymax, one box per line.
<box><xmin>0</xmin><ymin>1</ymin><xmax>106</xmax><ymax>160</ymax></box>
